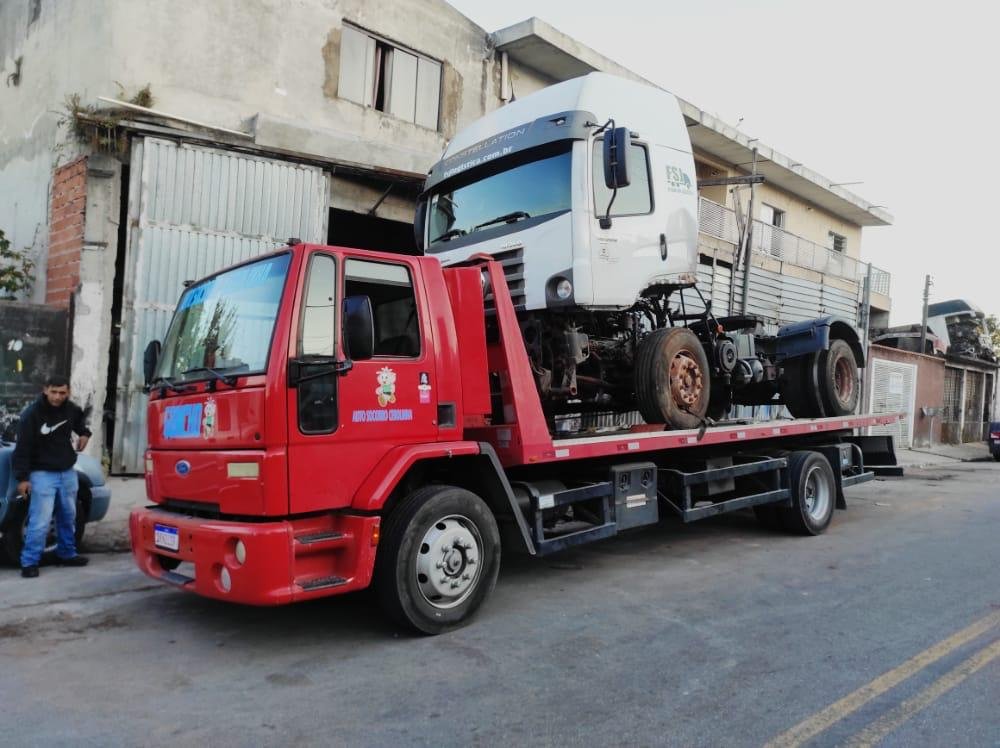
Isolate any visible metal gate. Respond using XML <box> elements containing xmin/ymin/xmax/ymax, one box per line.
<box><xmin>112</xmin><ymin>138</ymin><xmax>329</xmax><ymax>473</ymax></box>
<box><xmin>868</xmin><ymin>357</ymin><xmax>917</xmax><ymax>448</ymax></box>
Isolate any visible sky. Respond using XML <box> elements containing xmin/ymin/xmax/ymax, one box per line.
<box><xmin>445</xmin><ymin>0</ymin><xmax>1000</xmax><ymax>325</ymax></box>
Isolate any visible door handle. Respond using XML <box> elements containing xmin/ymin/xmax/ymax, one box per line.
<box><xmin>660</xmin><ymin>233</ymin><xmax>668</xmax><ymax>261</ymax></box>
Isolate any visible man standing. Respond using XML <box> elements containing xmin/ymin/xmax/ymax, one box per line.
<box><xmin>12</xmin><ymin>375</ymin><xmax>91</xmax><ymax>578</ymax></box>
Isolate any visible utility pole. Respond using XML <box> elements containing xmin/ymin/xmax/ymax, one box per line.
<box><xmin>919</xmin><ymin>274</ymin><xmax>932</xmax><ymax>354</ymax></box>
<box><xmin>740</xmin><ymin>146</ymin><xmax>759</xmax><ymax>315</ymax></box>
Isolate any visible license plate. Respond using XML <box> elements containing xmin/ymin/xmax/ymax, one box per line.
<box><xmin>154</xmin><ymin>523</ymin><xmax>180</xmax><ymax>552</ymax></box>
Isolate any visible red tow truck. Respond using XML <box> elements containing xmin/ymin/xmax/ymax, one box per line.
<box><xmin>130</xmin><ymin>243</ymin><xmax>899</xmax><ymax>634</ymax></box>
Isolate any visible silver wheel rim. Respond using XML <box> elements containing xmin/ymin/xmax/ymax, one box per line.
<box><xmin>415</xmin><ymin>514</ymin><xmax>483</xmax><ymax>610</ymax></box>
<box><xmin>804</xmin><ymin>465</ymin><xmax>831</xmax><ymax>522</ymax></box>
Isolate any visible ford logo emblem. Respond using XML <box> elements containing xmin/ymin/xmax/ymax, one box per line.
<box><xmin>175</xmin><ymin>460</ymin><xmax>191</xmax><ymax>476</ymax></box>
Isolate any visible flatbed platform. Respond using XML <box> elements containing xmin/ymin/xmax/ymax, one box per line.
<box><xmin>472</xmin><ymin>413</ymin><xmax>900</xmax><ymax>466</ymax></box>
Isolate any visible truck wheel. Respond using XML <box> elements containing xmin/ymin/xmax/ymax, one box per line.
<box><xmin>375</xmin><ymin>485</ymin><xmax>501</xmax><ymax>635</ymax></box>
<box><xmin>818</xmin><ymin>339</ymin><xmax>860</xmax><ymax>416</ymax></box>
<box><xmin>780</xmin><ymin>353</ymin><xmax>825</xmax><ymax>419</ymax></box>
<box><xmin>635</xmin><ymin>327</ymin><xmax>711</xmax><ymax>429</ymax></box>
<box><xmin>779</xmin><ymin>451</ymin><xmax>835</xmax><ymax>535</ymax></box>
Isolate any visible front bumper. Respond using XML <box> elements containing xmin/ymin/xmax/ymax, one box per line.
<box><xmin>129</xmin><ymin>507</ymin><xmax>380</xmax><ymax>606</ymax></box>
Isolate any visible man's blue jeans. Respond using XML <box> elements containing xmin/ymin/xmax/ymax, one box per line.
<box><xmin>20</xmin><ymin>469</ymin><xmax>79</xmax><ymax>568</ymax></box>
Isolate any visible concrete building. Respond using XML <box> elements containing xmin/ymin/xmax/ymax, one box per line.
<box><xmin>0</xmin><ymin>1</ymin><xmax>893</xmax><ymax>472</ymax></box>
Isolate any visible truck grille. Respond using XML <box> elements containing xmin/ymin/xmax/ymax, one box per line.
<box><xmin>485</xmin><ymin>248</ymin><xmax>526</xmax><ymax>310</ymax></box>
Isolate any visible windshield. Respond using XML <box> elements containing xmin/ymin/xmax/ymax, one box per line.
<box><xmin>155</xmin><ymin>253</ymin><xmax>291</xmax><ymax>383</ymax></box>
<box><xmin>427</xmin><ymin>143</ymin><xmax>572</xmax><ymax>250</ymax></box>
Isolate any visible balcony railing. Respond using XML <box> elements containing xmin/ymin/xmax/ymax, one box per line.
<box><xmin>698</xmin><ymin>197</ymin><xmax>890</xmax><ymax>296</ymax></box>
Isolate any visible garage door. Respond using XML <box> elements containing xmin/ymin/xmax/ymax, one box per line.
<box><xmin>112</xmin><ymin>138</ymin><xmax>329</xmax><ymax>473</ymax></box>
<box><xmin>868</xmin><ymin>358</ymin><xmax>917</xmax><ymax>448</ymax></box>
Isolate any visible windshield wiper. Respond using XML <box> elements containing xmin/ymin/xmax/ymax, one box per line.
<box><xmin>474</xmin><ymin>211</ymin><xmax>530</xmax><ymax>231</ymax></box>
<box><xmin>432</xmin><ymin>228</ymin><xmax>467</xmax><ymax>243</ymax></box>
<box><xmin>182</xmin><ymin>366</ymin><xmax>244</xmax><ymax>388</ymax></box>
<box><xmin>148</xmin><ymin>376</ymin><xmax>195</xmax><ymax>395</ymax></box>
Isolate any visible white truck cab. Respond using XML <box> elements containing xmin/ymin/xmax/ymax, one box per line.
<box><xmin>418</xmin><ymin>73</ymin><xmax>699</xmax><ymax>311</ymax></box>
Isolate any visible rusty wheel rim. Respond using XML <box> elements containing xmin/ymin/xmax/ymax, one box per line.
<box><xmin>669</xmin><ymin>349</ymin><xmax>704</xmax><ymax>409</ymax></box>
<box><xmin>833</xmin><ymin>356</ymin><xmax>854</xmax><ymax>404</ymax></box>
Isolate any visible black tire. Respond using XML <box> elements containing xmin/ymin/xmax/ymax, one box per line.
<box><xmin>818</xmin><ymin>339</ymin><xmax>860</xmax><ymax>416</ymax></box>
<box><xmin>0</xmin><ymin>485</ymin><xmax>88</xmax><ymax>565</ymax></box>
<box><xmin>779</xmin><ymin>451</ymin><xmax>836</xmax><ymax>536</ymax></box>
<box><xmin>635</xmin><ymin>327</ymin><xmax>711</xmax><ymax>429</ymax></box>
<box><xmin>780</xmin><ymin>353</ymin><xmax>826</xmax><ymax>419</ymax></box>
<box><xmin>375</xmin><ymin>485</ymin><xmax>501</xmax><ymax>635</ymax></box>
<box><xmin>994</xmin><ymin>454</ymin><xmax>1000</xmax><ymax>463</ymax></box>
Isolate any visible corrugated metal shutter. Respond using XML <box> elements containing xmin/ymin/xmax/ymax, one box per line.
<box><xmin>868</xmin><ymin>357</ymin><xmax>916</xmax><ymax>448</ymax></box>
<box><xmin>113</xmin><ymin>137</ymin><xmax>328</xmax><ymax>473</ymax></box>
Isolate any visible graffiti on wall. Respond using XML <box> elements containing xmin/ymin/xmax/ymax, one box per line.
<box><xmin>0</xmin><ymin>302</ymin><xmax>69</xmax><ymax>440</ymax></box>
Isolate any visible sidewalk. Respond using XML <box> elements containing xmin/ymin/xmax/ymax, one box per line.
<box><xmin>894</xmin><ymin>441</ymin><xmax>994</xmax><ymax>469</ymax></box>
<box><xmin>82</xmin><ymin>475</ymin><xmax>146</xmax><ymax>553</ymax></box>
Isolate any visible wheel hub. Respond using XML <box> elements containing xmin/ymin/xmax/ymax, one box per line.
<box><xmin>833</xmin><ymin>356</ymin><xmax>854</xmax><ymax>404</ymax></box>
<box><xmin>415</xmin><ymin>515</ymin><xmax>482</xmax><ymax>609</ymax></box>
<box><xmin>804</xmin><ymin>466</ymin><xmax>831</xmax><ymax>521</ymax></box>
<box><xmin>669</xmin><ymin>350</ymin><xmax>704</xmax><ymax>408</ymax></box>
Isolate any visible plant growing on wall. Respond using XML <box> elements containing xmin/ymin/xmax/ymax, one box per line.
<box><xmin>0</xmin><ymin>229</ymin><xmax>35</xmax><ymax>297</ymax></box>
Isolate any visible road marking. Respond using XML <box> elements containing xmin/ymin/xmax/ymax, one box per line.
<box><xmin>764</xmin><ymin>609</ymin><xmax>1000</xmax><ymax>748</ymax></box>
<box><xmin>844</xmin><ymin>636</ymin><xmax>1000</xmax><ymax>747</ymax></box>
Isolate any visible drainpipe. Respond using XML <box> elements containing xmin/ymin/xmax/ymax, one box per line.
<box><xmin>500</xmin><ymin>52</ymin><xmax>511</xmax><ymax>104</ymax></box>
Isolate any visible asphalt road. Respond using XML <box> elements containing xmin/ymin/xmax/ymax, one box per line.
<box><xmin>2</xmin><ymin>463</ymin><xmax>998</xmax><ymax>747</ymax></box>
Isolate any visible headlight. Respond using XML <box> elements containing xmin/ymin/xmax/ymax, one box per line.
<box><xmin>234</xmin><ymin>540</ymin><xmax>247</xmax><ymax>565</ymax></box>
<box><xmin>555</xmin><ymin>279</ymin><xmax>573</xmax><ymax>300</ymax></box>
<box><xmin>219</xmin><ymin>567</ymin><xmax>232</xmax><ymax>592</ymax></box>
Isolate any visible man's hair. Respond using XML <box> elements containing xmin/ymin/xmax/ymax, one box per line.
<box><xmin>44</xmin><ymin>374</ymin><xmax>70</xmax><ymax>388</ymax></box>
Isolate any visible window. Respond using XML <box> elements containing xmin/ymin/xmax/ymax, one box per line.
<box><xmin>297</xmin><ymin>254</ymin><xmax>339</xmax><ymax>434</ymax></box>
<box><xmin>760</xmin><ymin>203</ymin><xmax>786</xmax><ymax>258</ymax></box>
<box><xmin>761</xmin><ymin>203</ymin><xmax>785</xmax><ymax>228</ymax></box>
<box><xmin>299</xmin><ymin>254</ymin><xmax>338</xmax><ymax>356</ymax></box>
<box><xmin>338</xmin><ymin>24</ymin><xmax>441</xmax><ymax>130</ymax></box>
<box><xmin>345</xmin><ymin>259</ymin><xmax>420</xmax><ymax>357</ymax></box>
<box><xmin>428</xmin><ymin>144</ymin><xmax>573</xmax><ymax>249</ymax></box>
<box><xmin>592</xmin><ymin>141</ymin><xmax>652</xmax><ymax>217</ymax></box>
<box><xmin>829</xmin><ymin>231</ymin><xmax>847</xmax><ymax>253</ymax></box>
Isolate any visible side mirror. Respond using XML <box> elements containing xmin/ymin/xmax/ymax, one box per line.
<box><xmin>413</xmin><ymin>196</ymin><xmax>427</xmax><ymax>253</ymax></box>
<box><xmin>603</xmin><ymin>126</ymin><xmax>631</xmax><ymax>189</ymax></box>
<box><xmin>343</xmin><ymin>295</ymin><xmax>375</xmax><ymax>361</ymax></box>
<box><xmin>143</xmin><ymin>340</ymin><xmax>162</xmax><ymax>387</ymax></box>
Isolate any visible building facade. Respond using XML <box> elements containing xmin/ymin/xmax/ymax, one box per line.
<box><xmin>0</xmin><ymin>1</ymin><xmax>893</xmax><ymax>471</ymax></box>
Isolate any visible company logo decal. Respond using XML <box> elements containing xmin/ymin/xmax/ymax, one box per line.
<box><xmin>418</xmin><ymin>372</ymin><xmax>432</xmax><ymax>404</ymax></box>
<box><xmin>202</xmin><ymin>397</ymin><xmax>217</xmax><ymax>438</ymax></box>
<box><xmin>351</xmin><ymin>367</ymin><xmax>413</xmax><ymax>423</ymax></box>
<box><xmin>175</xmin><ymin>460</ymin><xmax>191</xmax><ymax>476</ymax></box>
<box><xmin>666</xmin><ymin>166</ymin><xmax>694</xmax><ymax>194</ymax></box>
<box><xmin>376</xmin><ymin>367</ymin><xmax>397</xmax><ymax>407</ymax></box>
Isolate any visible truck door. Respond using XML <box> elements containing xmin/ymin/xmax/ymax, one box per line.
<box><xmin>286</xmin><ymin>252</ymin><xmax>437</xmax><ymax>513</ymax></box>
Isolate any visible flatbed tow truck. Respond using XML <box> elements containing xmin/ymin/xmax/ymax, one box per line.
<box><xmin>130</xmin><ymin>245</ymin><xmax>899</xmax><ymax>634</ymax></box>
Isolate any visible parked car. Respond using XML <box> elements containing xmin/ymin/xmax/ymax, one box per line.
<box><xmin>990</xmin><ymin>422</ymin><xmax>1000</xmax><ymax>462</ymax></box>
<box><xmin>0</xmin><ymin>439</ymin><xmax>111</xmax><ymax>564</ymax></box>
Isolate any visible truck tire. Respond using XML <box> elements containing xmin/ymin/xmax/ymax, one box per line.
<box><xmin>818</xmin><ymin>339</ymin><xmax>860</xmax><ymax>416</ymax></box>
<box><xmin>375</xmin><ymin>485</ymin><xmax>501</xmax><ymax>635</ymax></box>
<box><xmin>779</xmin><ymin>451</ymin><xmax>835</xmax><ymax>535</ymax></box>
<box><xmin>1</xmin><ymin>485</ymin><xmax>89</xmax><ymax>565</ymax></box>
<box><xmin>635</xmin><ymin>327</ymin><xmax>711</xmax><ymax>429</ymax></box>
<box><xmin>780</xmin><ymin>353</ymin><xmax>825</xmax><ymax>419</ymax></box>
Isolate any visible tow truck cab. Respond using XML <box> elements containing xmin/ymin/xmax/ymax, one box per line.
<box><xmin>131</xmin><ymin>243</ymin><xmax>491</xmax><ymax>604</ymax></box>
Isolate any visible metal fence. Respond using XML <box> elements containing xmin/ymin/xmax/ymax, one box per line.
<box><xmin>697</xmin><ymin>197</ymin><xmax>891</xmax><ymax>296</ymax></box>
